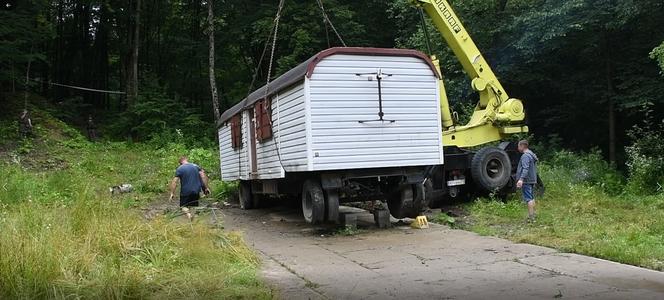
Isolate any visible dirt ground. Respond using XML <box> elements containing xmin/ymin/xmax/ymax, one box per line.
<box><xmin>221</xmin><ymin>204</ymin><xmax>664</xmax><ymax>300</ymax></box>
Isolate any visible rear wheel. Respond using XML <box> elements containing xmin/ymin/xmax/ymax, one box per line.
<box><xmin>239</xmin><ymin>180</ymin><xmax>253</xmax><ymax>210</ymax></box>
<box><xmin>324</xmin><ymin>189</ymin><xmax>340</xmax><ymax>224</ymax></box>
<box><xmin>387</xmin><ymin>184</ymin><xmax>425</xmax><ymax>219</ymax></box>
<box><xmin>471</xmin><ymin>147</ymin><xmax>512</xmax><ymax>192</ymax></box>
<box><xmin>302</xmin><ymin>179</ymin><xmax>325</xmax><ymax>224</ymax></box>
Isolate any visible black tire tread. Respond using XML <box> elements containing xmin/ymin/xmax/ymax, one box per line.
<box><xmin>471</xmin><ymin>147</ymin><xmax>512</xmax><ymax>192</ymax></box>
<box><xmin>387</xmin><ymin>184</ymin><xmax>425</xmax><ymax>219</ymax></box>
<box><xmin>324</xmin><ymin>189</ymin><xmax>340</xmax><ymax>224</ymax></box>
<box><xmin>302</xmin><ymin>179</ymin><xmax>325</xmax><ymax>224</ymax></box>
<box><xmin>239</xmin><ymin>181</ymin><xmax>253</xmax><ymax>210</ymax></box>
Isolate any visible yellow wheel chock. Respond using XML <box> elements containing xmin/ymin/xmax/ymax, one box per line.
<box><xmin>411</xmin><ymin>215</ymin><xmax>430</xmax><ymax>229</ymax></box>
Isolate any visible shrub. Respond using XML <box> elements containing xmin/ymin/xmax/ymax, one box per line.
<box><xmin>651</xmin><ymin>41</ymin><xmax>664</xmax><ymax>74</ymax></box>
<box><xmin>0</xmin><ymin>120</ymin><xmax>17</xmax><ymax>140</ymax></box>
<box><xmin>105</xmin><ymin>75</ymin><xmax>216</xmax><ymax>146</ymax></box>
<box><xmin>625</xmin><ymin>116</ymin><xmax>664</xmax><ymax>195</ymax></box>
<box><xmin>547</xmin><ymin>150</ymin><xmax>624</xmax><ymax>195</ymax></box>
<box><xmin>210</xmin><ymin>180</ymin><xmax>238</xmax><ymax>201</ymax></box>
<box><xmin>188</xmin><ymin>147</ymin><xmax>219</xmax><ymax>178</ymax></box>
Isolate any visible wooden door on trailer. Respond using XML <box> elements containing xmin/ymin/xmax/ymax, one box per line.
<box><xmin>248</xmin><ymin>109</ymin><xmax>258</xmax><ymax>177</ymax></box>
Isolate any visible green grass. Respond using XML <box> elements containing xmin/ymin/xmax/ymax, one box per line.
<box><xmin>334</xmin><ymin>225</ymin><xmax>363</xmax><ymax>236</ymax></box>
<box><xmin>0</xmin><ymin>111</ymin><xmax>271</xmax><ymax>299</ymax></box>
<box><xmin>461</xmin><ymin>163</ymin><xmax>664</xmax><ymax>271</ymax></box>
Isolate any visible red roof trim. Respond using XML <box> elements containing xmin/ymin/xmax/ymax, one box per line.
<box><xmin>305</xmin><ymin>47</ymin><xmax>441</xmax><ymax>79</ymax></box>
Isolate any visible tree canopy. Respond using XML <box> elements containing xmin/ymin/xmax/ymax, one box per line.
<box><xmin>1</xmin><ymin>0</ymin><xmax>663</xmax><ymax>163</ymax></box>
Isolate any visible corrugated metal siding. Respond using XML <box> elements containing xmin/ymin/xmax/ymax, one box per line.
<box><xmin>308</xmin><ymin>54</ymin><xmax>443</xmax><ymax>171</ymax></box>
<box><xmin>275</xmin><ymin>84</ymin><xmax>309</xmax><ymax>172</ymax></box>
<box><xmin>219</xmin><ymin>111</ymin><xmax>250</xmax><ymax>181</ymax></box>
<box><xmin>254</xmin><ymin>83</ymin><xmax>307</xmax><ymax>178</ymax></box>
<box><xmin>220</xmin><ymin>83</ymin><xmax>308</xmax><ymax>181</ymax></box>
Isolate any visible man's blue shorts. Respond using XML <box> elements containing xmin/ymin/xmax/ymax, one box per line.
<box><xmin>522</xmin><ymin>184</ymin><xmax>535</xmax><ymax>203</ymax></box>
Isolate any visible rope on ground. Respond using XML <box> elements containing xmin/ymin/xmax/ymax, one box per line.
<box><xmin>315</xmin><ymin>0</ymin><xmax>347</xmax><ymax>47</ymax></box>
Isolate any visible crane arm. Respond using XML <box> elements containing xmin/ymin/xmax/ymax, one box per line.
<box><xmin>412</xmin><ymin>0</ymin><xmax>528</xmax><ymax>147</ymax></box>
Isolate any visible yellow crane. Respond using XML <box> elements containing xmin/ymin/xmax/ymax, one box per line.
<box><xmin>412</xmin><ymin>0</ymin><xmax>528</xmax><ymax>148</ymax></box>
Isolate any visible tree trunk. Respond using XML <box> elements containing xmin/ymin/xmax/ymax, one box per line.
<box><xmin>498</xmin><ymin>0</ymin><xmax>509</xmax><ymax>11</ymax></box>
<box><xmin>207</xmin><ymin>0</ymin><xmax>220</xmax><ymax>121</ymax></box>
<box><xmin>11</xmin><ymin>63</ymin><xmax>15</xmax><ymax>93</ymax></box>
<box><xmin>608</xmin><ymin>93</ymin><xmax>616</xmax><ymax>163</ymax></box>
<box><xmin>25</xmin><ymin>49</ymin><xmax>33</xmax><ymax>109</ymax></box>
<box><xmin>125</xmin><ymin>0</ymin><xmax>140</xmax><ymax>107</ymax></box>
<box><xmin>55</xmin><ymin>0</ymin><xmax>64</xmax><ymax>101</ymax></box>
<box><xmin>604</xmin><ymin>36</ymin><xmax>616</xmax><ymax>163</ymax></box>
<box><xmin>132</xmin><ymin>0</ymin><xmax>140</xmax><ymax>102</ymax></box>
<box><xmin>93</xmin><ymin>3</ymin><xmax>110</xmax><ymax>109</ymax></box>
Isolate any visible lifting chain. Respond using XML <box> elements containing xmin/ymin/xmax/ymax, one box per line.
<box><xmin>316</xmin><ymin>0</ymin><xmax>347</xmax><ymax>47</ymax></box>
<box><xmin>265</xmin><ymin>0</ymin><xmax>286</xmax><ymax>96</ymax></box>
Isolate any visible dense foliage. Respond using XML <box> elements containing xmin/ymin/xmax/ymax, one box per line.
<box><xmin>1</xmin><ymin>0</ymin><xmax>663</xmax><ymax>176</ymax></box>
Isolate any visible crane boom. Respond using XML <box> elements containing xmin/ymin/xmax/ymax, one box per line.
<box><xmin>412</xmin><ymin>0</ymin><xmax>528</xmax><ymax>147</ymax></box>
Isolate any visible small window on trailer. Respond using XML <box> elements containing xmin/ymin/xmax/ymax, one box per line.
<box><xmin>255</xmin><ymin>98</ymin><xmax>273</xmax><ymax>141</ymax></box>
<box><xmin>230</xmin><ymin>115</ymin><xmax>242</xmax><ymax>149</ymax></box>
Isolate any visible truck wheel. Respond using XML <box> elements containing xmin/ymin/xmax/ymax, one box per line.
<box><xmin>302</xmin><ymin>180</ymin><xmax>325</xmax><ymax>224</ymax></box>
<box><xmin>324</xmin><ymin>189</ymin><xmax>340</xmax><ymax>224</ymax></box>
<box><xmin>252</xmin><ymin>194</ymin><xmax>264</xmax><ymax>209</ymax></box>
<box><xmin>471</xmin><ymin>147</ymin><xmax>512</xmax><ymax>192</ymax></box>
<box><xmin>239</xmin><ymin>180</ymin><xmax>253</xmax><ymax>210</ymax></box>
<box><xmin>387</xmin><ymin>184</ymin><xmax>425</xmax><ymax>219</ymax></box>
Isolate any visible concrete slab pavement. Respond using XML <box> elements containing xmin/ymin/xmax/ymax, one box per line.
<box><xmin>223</xmin><ymin>205</ymin><xmax>664</xmax><ymax>300</ymax></box>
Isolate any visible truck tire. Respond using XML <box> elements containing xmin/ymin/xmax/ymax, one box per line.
<box><xmin>324</xmin><ymin>189</ymin><xmax>340</xmax><ymax>224</ymax></box>
<box><xmin>387</xmin><ymin>184</ymin><xmax>425</xmax><ymax>219</ymax></box>
<box><xmin>471</xmin><ymin>147</ymin><xmax>512</xmax><ymax>192</ymax></box>
<box><xmin>302</xmin><ymin>179</ymin><xmax>325</xmax><ymax>224</ymax></box>
<box><xmin>239</xmin><ymin>180</ymin><xmax>254</xmax><ymax>210</ymax></box>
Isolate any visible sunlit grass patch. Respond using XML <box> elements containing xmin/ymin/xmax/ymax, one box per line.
<box><xmin>0</xmin><ymin>198</ymin><xmax>270</xmax><ymax>299</ymax></box>
<box><xmin>0</xmin><ymin>115</ymin><xmax>270</xmax><ymax>299</ymax></box>
<box><xmin>463</xmin><ymin>164</ymin><xmax>664</xmax><ymax>271</ymax></box>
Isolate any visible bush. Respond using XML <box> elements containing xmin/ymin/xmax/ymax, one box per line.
<box><xmin>0</xmin><ymin>120</ymin><xmax>18</xmax><ymax>140</ymax></box>
<box><xmin>625</xmin><ymin>116</ymin><xmax>664</xmax><ymax>195</ymax></box>
<box><xmin>210</xmin><ymin>180</ymin><xmax>238</xmax><ymax>201</ymax></box>
<box><xmin>106</xmin><ymin>76</ymin><xmax>216</xmax><ymax>147</ymax></box>
<box><xmin>651</xmin><ymin>41</ymin><xmax>664</xmax><ymax>74</ymax></box>
<box><xmin>547</xmin><ymin>150</ymin><xmax>624</xmax><ymax>195</ymax></box>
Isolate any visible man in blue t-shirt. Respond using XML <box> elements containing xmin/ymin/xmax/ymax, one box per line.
<box><xmin>169</xmin><ymin>156</ymin><xmax>211</xmax><ymax>207</ymax></box>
